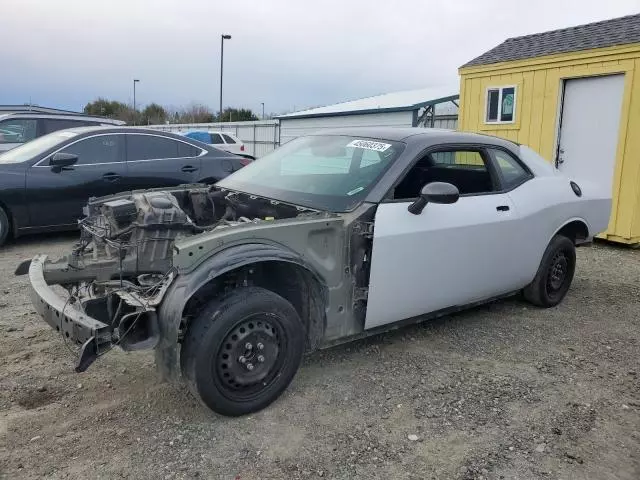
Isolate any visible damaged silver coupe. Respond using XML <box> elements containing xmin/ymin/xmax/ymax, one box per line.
<box><xmin>17</xmin><ymin>128</ymin><xmax>611</xmax><ymax>416</ymax></box>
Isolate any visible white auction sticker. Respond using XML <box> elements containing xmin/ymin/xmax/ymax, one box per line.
<box><xmin>347</xmin><ymin>139</ymin><xmax>391</xmax><ymax>152</ymax></box>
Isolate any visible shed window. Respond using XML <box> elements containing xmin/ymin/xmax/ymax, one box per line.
<box><xmin>485</xmin><ymin>86</ymin><xmax>516</xmax><ymax>123</ymax></box>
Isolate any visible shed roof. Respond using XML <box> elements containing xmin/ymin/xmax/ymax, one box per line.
<box><xmin>276</xmin><ymin>87</ymin><xmax>458</xmax><ymax>120</ymax></box>
<box><xmin>462</xmin><ymin>13</ymin><xmax>640</xmax><ymax>68</ymax></box>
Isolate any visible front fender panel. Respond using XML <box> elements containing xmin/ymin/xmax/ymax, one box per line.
<box><xmin>154</xmin><ymin>243</ymin><xmax>331</xmax><ymax>381</ymax></box>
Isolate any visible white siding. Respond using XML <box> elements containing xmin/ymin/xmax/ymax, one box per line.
<box><xmin>279</xmin><ymin>111</ymin><xmax>414</xmax><ymax>144</ymax></box>
<box><xmin>432</xmin><ymin>116</ymin><xmax>458</xmax><ymax>130</ymax></box>
<box><xmin>145</xmin><ymin>120</ymin><xmax>279</xmax><ymax>157</ymax></box>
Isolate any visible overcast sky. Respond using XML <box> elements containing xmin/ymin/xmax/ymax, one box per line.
<box><xmin>1</xmin><ymin>0</ymin><xmax>639</xmax><ymax>115</ymax></box>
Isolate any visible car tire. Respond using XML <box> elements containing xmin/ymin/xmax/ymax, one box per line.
<box><xmin>180</xmin><ymin>286</ymin><xmax>305</xmax><ymax>416</ymax></box>
<box><xmin>0</xmin><ymin>206</ymin><xmax>9</xmax><ymax>247</ymax></box>
<box><xmin>523</xmin><ymin>234</ymin><xmax>576</xmax><ymax>308</ymax></box>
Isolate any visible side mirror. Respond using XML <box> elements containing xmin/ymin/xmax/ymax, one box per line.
<box><xmin>49</xmin><ymin>152</ymin><xmax>78</xmax><ymax>169</ymax></box>
<box><xmin>407</xmin><ymin>182</ymin><xmax>459</xmax><ymax>215</ymax></box>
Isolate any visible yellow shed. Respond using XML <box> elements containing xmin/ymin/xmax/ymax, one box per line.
<box><xmin>458</xmin><ymin>14</ymin><xmax>640</xmax><ymax>244</ymax></box>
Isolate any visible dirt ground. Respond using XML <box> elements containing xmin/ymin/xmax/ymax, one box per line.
<box><xmin>0</xmin><ymin>233</ymin><xmax>639</xmax><ymax>480</ymax></box>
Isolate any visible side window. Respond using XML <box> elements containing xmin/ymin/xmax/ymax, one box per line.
<box><xmin>209</xmin><ymin>133</ymin><xmax>224</xmax><ymax>144</ymax></box>
<box><xmin>126</xmin><ymin>135</ymin><xmax>179</xmax><ymax>161</ymax></box>
<box><xmin>486</xmin><ymin>86</ymin><xmax>516</xmax><ymax>123</ymax></box>
<box><xmin>177</xmin><ymin>142</ymin><xmax>200</xmax><ymax>157</ymax></box>
<box><xmin>393</xmin><ymin>149</ymin><xmax>495</xmax><ymax>199</ymax></box>
<box><xmin>432</xmin><ymin>151</ymin><xmax>486</xmax><ymax>167</ymax></box>
<box><xmin>490</xmin><ymin>149</ymin><xmax>530</xmax><ymax>189</ymax></box>
<box><xmin>43</xmin><ymin>118</ymin><xmax>86</xmax><ymax>134</ymax></box>
<box><xmin>221</xmin><ymin>134</ymin><xmax>236</xmax><ymax>144</ymax></box>
<box><xmin>0</xmin><ymin>119</ymin><xmax>37</xmax><ymax>144</ymax></box>
<box><xmin>60</xmin><ymin>135</ymin><xmax>123</xmax><ymax>165</ymax></box>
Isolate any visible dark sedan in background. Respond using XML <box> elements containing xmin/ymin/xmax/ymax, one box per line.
<box><xmin>0</xmin><ymin>126</ymin><xmax>249</xmax><ymax>246</ymax></box>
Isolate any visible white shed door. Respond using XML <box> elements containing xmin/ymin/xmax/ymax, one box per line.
<box><xmin>557</xmin><ymin>75</ymin><xmax>625</xmax><ymax>195</ymax></box>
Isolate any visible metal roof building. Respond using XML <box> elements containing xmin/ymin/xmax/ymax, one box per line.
<box><xmin>276</xmin><ymin>87</ymin><xmax>459</xmax><ymax>144</ymax></box>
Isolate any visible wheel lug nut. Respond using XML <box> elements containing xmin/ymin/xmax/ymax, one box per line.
<box><xmin>257</xmin><ymin>355</ymin><xmax>265</xmax><ymax>363</ymax></box>
<box><xmin>238</xmin><ymin>356</ymin><xmax>246</xmax><ymax>364</ymax></box>
<box><xmin>257</xmin><ymin>343</ymin><xmax>264</xmax><ymax>350</ymax></box>
<box><xmin>245</xmin><ymin>342</ymin><xmax>253</xmax><ymax>350</ymax></box>
<box><xmin>246</xmin><ymin>363</ymin><xmax>254</xmax><ymax>371</ymax></box>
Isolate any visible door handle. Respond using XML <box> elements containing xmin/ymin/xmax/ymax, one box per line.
<box><xmin>181</xmin><ymin>165</ymin><xmax>198</xmax><ymax>173</ymax></box>
<box><xmin>496</xmin><ymin>205</ymin><xmax>510</xmax><ymax>212</ymax></box>
<box><xmin>102</xmin><ymin>173</ymin><xmax>121</xmax><ymax>182</ymax></box>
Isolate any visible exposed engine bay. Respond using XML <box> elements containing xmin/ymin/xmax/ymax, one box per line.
<box><xmin>78</xmin><ymin>185</ymin><xmax>319</xmax><ymax>275</ymax></box>
<box><xmin>31</xmin><ymin>184</ymin><xmax>322</xmax><ymax>363</ymax></box>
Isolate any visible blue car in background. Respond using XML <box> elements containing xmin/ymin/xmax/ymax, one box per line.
<box><xmin>183</xmin><ymin>130</ymin><xmax>254</xmax><ymax>160</ymax></box>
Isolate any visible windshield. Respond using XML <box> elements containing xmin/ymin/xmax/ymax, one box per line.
<box><xmin>0</xmin><ymin>130</ymin><xmax>78</xmax><ymax>164</ymax></box>
<box><xmin>217</xmin><ymin>135</ymin><xmax>404</xmax><ymax>211</ymax></box>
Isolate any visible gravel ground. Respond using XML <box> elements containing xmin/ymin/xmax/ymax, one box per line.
<box><xmin>0</xmin><ymin>233</ymin><xmax>639</xmax><ymax>480</ymax></box>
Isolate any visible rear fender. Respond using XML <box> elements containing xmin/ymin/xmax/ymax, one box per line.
<box><xmin>550</xmin><ymin>217</ymin><xmax>591</xmax><ymax>245</ymax></box>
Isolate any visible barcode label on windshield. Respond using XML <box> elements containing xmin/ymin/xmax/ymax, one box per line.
<box><xmin>347</xmin><ymin>139</ymin><xmax>391</xmax><ymax>152</ymax></box>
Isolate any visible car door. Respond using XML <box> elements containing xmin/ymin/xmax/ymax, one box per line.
<box><xmin>125</xmin><ymin>133</ymin><xmax>201</xmax><ymax>189</ymax></box>
<box><xmin>26</xmin><ymin>133</ymin><xmax>127</xmax><ymax>227</ymax></box>
<box><xmin>364</xmin><ymin>147</ymin><xmax>523</xmax><ymax>330</ymax></box>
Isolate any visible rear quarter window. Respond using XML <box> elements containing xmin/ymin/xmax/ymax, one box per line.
<box><xmin>490</xmin><ymin>149</ymin><xmax>531</xmax><ymax>189</ymax></box>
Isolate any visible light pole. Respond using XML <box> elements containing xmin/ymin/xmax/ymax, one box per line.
<box><xmin>261</xmin><ymin>102</ymin><xmax>265</xmax><ymax>120</ymax></box>
<box><xmin>220</xmin><ymin>34</ymin><xmax>232</xmax><ymax>121</ymax></box>
<box><xmin>133</xmin><ymin>79</ymin><xmax>140</xmax><ymax>125</ymax></box>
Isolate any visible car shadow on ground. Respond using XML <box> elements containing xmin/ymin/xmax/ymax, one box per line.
<box><xmin>304</xmin><ymin>297</ymin><xmax>518</xmax><ymax>364</ymax></box>
<box><xmin>1</xmin><ymin>231</ymin><xmax>80</xmax><ymax>259</ymax></box>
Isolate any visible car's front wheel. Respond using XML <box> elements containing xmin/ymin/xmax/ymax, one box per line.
<box><xmin>0</xmin><ymin>206</ymin><xmax>10</xmax><ymax>247</ymax></box>
<box><xmin>180</xmin><ymin>287</ymin><xmax>305</xmax><ymax>416</ymax></box>
<box><xmin>523</xmin><ymin>234</ymin><xmax>576</xmax><ymax>307</ymax></box>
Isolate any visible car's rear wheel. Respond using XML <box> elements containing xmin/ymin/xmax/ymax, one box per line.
<box><xmin>180</xmin><ymin>286</ymin><xmax>305</xmax><ymax>416</ymax></box>
<box><xmin>0</xmin><ymin>206</ymin><xmax>10</xmax><ymax>247</ymax></box>
<box><xmin>523</xmin><ymin>234</ymin><xmax>576</xmax><ymax>307</ymax></box>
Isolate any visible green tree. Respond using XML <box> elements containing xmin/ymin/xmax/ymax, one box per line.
<box><xmin>140</xmin><ymin>103</ymin><xmax>167</xmax><ymax>125</ymax></box>
<box><xmin>83</xmin><ymin>98</ymin><xmax>130</xmax><ymax>119</ymax></box>
<box><xmin>84</xmin><ymin>99</ymin><xmax>261</xmax><ymax>125</ymax></box>
<box><xmin>218</xmin><ymin>108</ymin><xmax>258</xmax><ymax>122</ymax></box>
<box><xmin>170</xmin><ymin>104</ymin><xmax>215</xmax><ymax>124</ymax></box>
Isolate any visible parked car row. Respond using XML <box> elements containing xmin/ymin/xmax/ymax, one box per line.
<box><xmin>182</xmin><ymin>130</ymin><xmax>254</xmax><ymax>159</ymax></box>
<box><xmin>0</xmin><ymin>113</ymin><xmax>255</xmax><ymax>160</ymax></box>
<box><xmin>0</xmin><ymin>126</ymin><xmax>250</xmax><ymax>246</ymax></box>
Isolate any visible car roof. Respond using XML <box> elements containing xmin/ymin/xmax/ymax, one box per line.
<box><xmin>307</xmin><ymin>126</ymin><xmax>517</xmax><ymax>147</ymax></box>
<box><xmin>0</xmin><ymin>112</ymin><xmax>125</xmax><ymax>124</ymax></box>
<box><xmin>58</xmin><ymin>126</ymin><xmax>186</xmax><ymax>135</ymax></box>
<box><xmin>184</xmin><ymin>130</ymin><xmax>238</xmax><ymax>136</ymax></box>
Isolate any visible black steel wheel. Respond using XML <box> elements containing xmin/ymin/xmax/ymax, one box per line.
<box><xmin>215</xmin><ymin>314</ymin><xmax>287</xmax><ymax>400</ymax></box>
<box><xmin>181</xmin><ymin>287</ymin><xmax>304</xmax><ymax>416</ymax></box>
<box><xmin>524</xmin><ymin>234</ymin><xmax>576</xmax><ymax>307</ymax></box>
<box><xmin>0</xmin><ymin>206</ymin><xmax>9</xmax><ymax>247</ymax></box>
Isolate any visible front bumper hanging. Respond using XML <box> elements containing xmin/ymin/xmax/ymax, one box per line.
<box><xmin>26</xmin><ymin>255</ymin><xmax>113</xmax><ymax>371</ymax></box>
